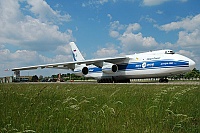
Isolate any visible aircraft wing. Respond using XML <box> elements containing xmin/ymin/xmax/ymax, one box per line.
<box><xmin>75</xmin><ymin>57</ymin><xmax>128</xmax><ymax>67</ymax></box>
<box><xmin>12</xmin><ymin>57</ymin><xmax>128</xmax><ymax>71</ymax></box>
<box><xmin>12</xmin><ymin>61</ymin><xmax>76</xmax><ymax>71</ymax></box>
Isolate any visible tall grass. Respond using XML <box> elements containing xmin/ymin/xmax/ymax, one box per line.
<box><xmin>0</xmin><ymin>83</ymin><xmax>199</xmax><ymax>132</ymax></box>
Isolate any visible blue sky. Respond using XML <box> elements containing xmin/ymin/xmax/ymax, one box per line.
<box><xmin>0</xmin><ymin>0</ymin><xmax>200</xmax><ymax>77</ymax></box>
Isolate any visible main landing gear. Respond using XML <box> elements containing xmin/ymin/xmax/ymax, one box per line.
<box><xmin>159</xmin><ymin>78</ymin><xmax>168</xmax><ymax>83</ymax></box>
<box><xmin>97</xmin><ymin>78</ymin><xmax>130</xmax><ymax>83</ymax></box>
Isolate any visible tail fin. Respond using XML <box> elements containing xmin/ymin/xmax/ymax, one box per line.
<box><xmin>70</xmin><ymin>42</ymin><xmax>85</xmax><ymax>61</ymax></box>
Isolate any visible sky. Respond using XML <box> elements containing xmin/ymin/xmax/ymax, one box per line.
<box><xmin>0</xmin><ymin>0</ymin><xmax>200</xmax><ymax>77</ymax></box>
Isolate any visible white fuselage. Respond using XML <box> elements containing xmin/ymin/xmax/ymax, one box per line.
<box><xmin>82</xmin><ymin>50</ymin><xmax>195</xmax><ymax>80</ymax></box>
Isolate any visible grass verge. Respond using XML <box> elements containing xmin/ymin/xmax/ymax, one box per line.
<box><xmin>0</xmin><ymin>83</ymin><xmax>199</xmax><ymax>132</ymax></box>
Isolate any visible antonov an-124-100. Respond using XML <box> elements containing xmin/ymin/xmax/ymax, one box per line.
<box><xmin>12</xmin><ymin>42</ymin><xmax>196</xmax><ymax>83</ymax></box>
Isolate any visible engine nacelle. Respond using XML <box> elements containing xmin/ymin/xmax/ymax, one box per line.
<box><xmin>74</xmin><ymin>66</ymin><xmax>88</xmax><ymax>76</ymax></box>
<box><xmin>102</xmin><ymin>63</ymin><xmax>118</xmax><ymax>74</ymax></box>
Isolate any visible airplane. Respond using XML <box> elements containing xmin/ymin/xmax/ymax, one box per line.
<box><xmin>12</xmin><ymin>42</ymin><xmax>196</xmax><ymax>83</ymax></box>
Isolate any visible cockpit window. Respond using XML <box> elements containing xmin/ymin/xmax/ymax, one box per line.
<box><xmin>165</xmin><ymin>50</ymin><xmax>175</xmax><ymax>54</ymax></box>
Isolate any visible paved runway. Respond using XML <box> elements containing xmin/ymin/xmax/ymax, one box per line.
<box><xmin>16</xmin><ymin>81</ymin><xmax>200</xmax><ymax>85</ymax></box>
<box><xmin>131</xmin><ymin>81</ymin><xmax>200</xmax><ymax>85</ymax></box>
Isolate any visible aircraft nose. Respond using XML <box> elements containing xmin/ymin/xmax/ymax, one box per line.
<box><xmin>189</xmin><ymin>59</ymin><xmax>196</xmax><ymax>70</ymax></box>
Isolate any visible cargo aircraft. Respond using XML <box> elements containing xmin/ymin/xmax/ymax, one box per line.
<box><xmin>12</xmin><ymin>42</ymin><xmax>196</xmax><ymax>83</ymax></box>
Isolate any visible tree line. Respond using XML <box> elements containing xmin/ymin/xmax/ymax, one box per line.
<box><xmin>169</xmin><ymin>68</ymin><xmax>200</xmax><ymax>80</ymax></box>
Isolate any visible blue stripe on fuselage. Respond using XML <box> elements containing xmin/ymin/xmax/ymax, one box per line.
<box><xmin>118</xmin><ymin>60</ymin><xmax>189</xmax><ymax>70</ymax></box>
<box><xmin>88</xmin><ymin>60</ymin><xmax>189</xmax><ymax>73</ymax></box>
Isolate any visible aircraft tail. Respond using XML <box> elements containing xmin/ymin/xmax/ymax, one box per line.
<box><xmin>70</xmin><ymin>42</ymin><xmax>85</xmax><ymax>61</ymax></box>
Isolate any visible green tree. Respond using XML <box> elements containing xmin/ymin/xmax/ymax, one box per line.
<box><xmin>32</xmin><ymin>75</ymin><xmax>39</xmax><ymax>82</ymax></box>
<box><xmin>39</xmin><ymin>75</ymin><xmax>43</xmax><ymax>81</ymax></box>
<box><xmin>184</xmin><ymin>68</ymin><xmax>200</xmax><ymax>79</ymax></box>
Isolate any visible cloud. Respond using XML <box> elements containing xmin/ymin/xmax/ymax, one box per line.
<box><xmin>0</xmin><ymin>0</ymin><xmax>74</xmax><ymax>51</ymax></box>
<box><xmin>118</xmin><ymin>32</ymin><xmax>158</xmax><ymax>51</ymax></box>
<box><xmin>0</xmin><ymin>44</ymin><xmax>5</xmax><ymax>49</ymax></box>
<box><xmin>125</xmin><ymin>23</ymin><xmax>141</xmax><ymax>34</ymax></box>
<box><xmin>55</xmin><ymin>44</ymin><xmax>72</xmax><ymax>55</ymax></box>
<box><xmin>110</xmin><ymin>21</ymin><xmax>126</xmax><ymax>31</ymax></box>
<box><xmin>177</xmin><ymin>50</ymin><xmax>195</xmax><ymax>58</ymax></box>
<box><xmin>158</xmin><ymin>14</ymin><xmax>200</xmax><ymax>48</ymax></box>
<box><xmin>82</xmin><ymin>0</ymin><xmax>187</xmax><ymax>7</ymax></box>
<box><xmin>0</xmin><ymin>49</ymin><xmax>43</xmax><ymax>75</ymax></box>
<box><xmin>142</xmin><ymin>0</ymin><xmax>187</xmax><ymax>6</ymax></box>
<box><xmin>0</xmin><ymin>0</ymin><xmax>23</xmax><ymax>21</ymax></box>
<box><xmin>109</xmin><ymin>21</ymin><xmax>158</xmax><ymax>52</ymax></box>
<box><xmin>0</xmin><ymin>41</ymin><xmax>73</xmax><ymax>67</ymax></box>
<box><xmin>94</xmin><ymin>44</ymin><xmax>118</xmax><ymax>58</ymax></box>
<box><xmin>107</xmin><ymin>14</ymin><xmax>112</xmax><ymax>20</ymax></box>
<box><xmin>0</xmin><ymin>48</ymin><xmax>72</xmax><ymax>67</ymax></box>
<box><xmin>140</xmin><ymin>15</ymin><xmax>157</xmax><ymax>23</ymax></box>
<box><xmin>156</xmin><ymin>10</ymin><xmax>163</xmax><ymax>15</ymax></box>
<box><xmin>0</xmin><ymin>16</ymin><xmax>73</xmax><ymax>51</ymax></box>
<box><xmin>26</xmin><ymin>0</ymin><xmax>71</xmax><ymax>24</ymax></box>
<box><xmin>142</xmin><ymin>0</ymin><xmax>170</xmax><ymax>6</ymax></box>
<box><xmin>109</xmin><ymin>30</ymin><xmax>120</xmax><ymax>38</ymax></box>
<box><xmin>82</xmin><ymin>0</ymin><xmax>116</xmax><ymax>7</ymax></box>
<box><xmin>159</xmin><ymin>14</ymin><xmax>200</xmax><ymax>32</ymax></box>
<box><xmin>177</xmin><ymin>29</ymin><xmax>200</xmax><ymax>47</ymax></box>
<box><xmin>0</xmin><ymin>47</ymin><xmax>73</xmax><ymax>76</ymax></box>
<box><xmin>2</xmin><ymin>43</ymin><xmax>73</xmax><ymax>65</ymax></box>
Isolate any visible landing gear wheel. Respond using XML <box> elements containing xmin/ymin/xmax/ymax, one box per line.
<box><xmin>97</xmin><ymin>78</ymin><xmax>130</xmax><ymax>83</ymax></box>
<box><xmin>159</xmin><ymin>78</ymin><xmax>168</xmax><ymax>83</ymax></box>
<box><xmin>97</xmin><ymin>78</ymin><xmax>114</xmax><ymax>83</ymax></box>
<box><xmin>164</xmin><ymin>79</ymin><xmax>168</xmax><ymax>83</ymax></box>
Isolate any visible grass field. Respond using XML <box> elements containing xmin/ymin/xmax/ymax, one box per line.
<box><xmin>0</xmin><ymin>83</ymin><xmax>199</xmax><ymax>133</ymax></box>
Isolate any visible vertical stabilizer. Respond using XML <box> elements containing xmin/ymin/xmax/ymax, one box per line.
<box><xmin>70</xmin><ymin>42</ymin><xmax>85</xmax><ymax>61</ymax></box>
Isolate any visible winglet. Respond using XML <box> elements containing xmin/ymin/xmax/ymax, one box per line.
<box><xmin>70</xmin><ymin>42</ymin><xmax>85</xmax><ymax>61</ymax></box>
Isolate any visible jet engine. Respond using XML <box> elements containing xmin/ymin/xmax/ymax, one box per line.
<box><xmin>74</xmin><ymin>66</ymin><xmax>88</xmax><ymax>76</ymax></box>
<box><xmin>102</xmin><ymin>63</ymin><xmax>118</xmax><ymax>74</ymax></box>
